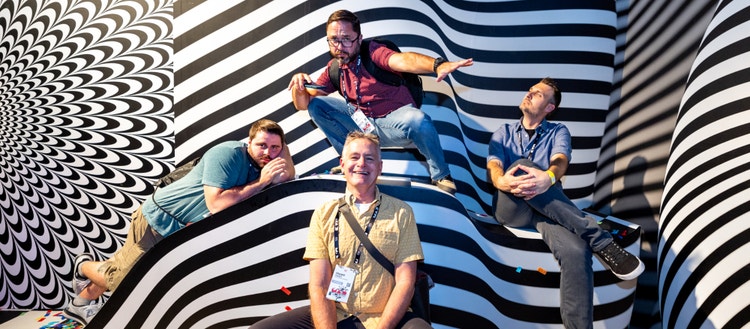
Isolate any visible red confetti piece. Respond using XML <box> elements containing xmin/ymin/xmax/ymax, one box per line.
<box><xmin>281</xmin><ymin>286</ymin><xmax>291</xmax><ymax>295</ymax></box>
<box><xmin>285</xmin><ymin>306</ymin><xmax>292</xmax><ymax>311</ymax></box>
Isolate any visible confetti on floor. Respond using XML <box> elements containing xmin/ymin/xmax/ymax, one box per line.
<box><xmin>0</xmin><ymin>310</ymin><xmax>83</xmax><ymax>329</ymax></box>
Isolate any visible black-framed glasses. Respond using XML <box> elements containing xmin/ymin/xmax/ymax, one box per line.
<box><xmin>326</xmin><ymin>36</ymin><xmax>359</xmax><ymax>47</ymax></box>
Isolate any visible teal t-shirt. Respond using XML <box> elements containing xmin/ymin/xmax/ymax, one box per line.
<box><xmin>142</xmin><ymin>141</ymin><xmax>260</xmax><ymax>237</ymax></box>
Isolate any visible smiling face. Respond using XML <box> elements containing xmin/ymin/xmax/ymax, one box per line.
<box><xmin>247</xmin><ymin>131</ymin><xmax>283</xmax><ymax>167</ymax></box>
<box><xmin>340</xmin><ymin>136</ymin><xmax>382</xmax><ymax>192</ymax></box>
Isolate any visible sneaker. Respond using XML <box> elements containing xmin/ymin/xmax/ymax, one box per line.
<box><xmin>596</xmin><ymin>241</ymin><xmax>645</xmax><ymax>280</ymax></box>
<box><xmin>433</xmin><ymin>175</ymin><xmax>456</xmax><ymax>194</ymax></box>
<box><xmin>64</xmin><ymin>300</ymin><xmax>102</xmax><ymax>325</ymax></box>
<box><xmin>330</xmin><ymin>166</ymin><xmax>343</xmax><ymax>174</ymax></box>
<box><xmin>72</xmin><ymin>253</ymin><xmax>93</xmax><ymax>295</ymax></box>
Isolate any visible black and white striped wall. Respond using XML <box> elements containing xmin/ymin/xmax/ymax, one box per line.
<box><xmin>659</xmin><ymin>0</ymin><xmax>750</xmax><ymax>328</ymax></box>
<box><xmin>83</xmin><ymin>176</ymin><xmax>642</xmax><ymax>328</ymax></box>
<box><xmin>4</xmin><ymin>0</ymin><xmax>750</xmax><ymax>328</ymax></box>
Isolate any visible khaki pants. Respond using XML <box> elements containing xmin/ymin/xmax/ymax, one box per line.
<box><xmin>98</xmin><ymin>205</ymin><xmax>163</xmax><ymax>291</ymax></box>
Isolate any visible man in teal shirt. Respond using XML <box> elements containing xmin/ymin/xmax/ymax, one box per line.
<box><xmin>64</xmin><ymin>119</ymin><xmax>295</xmax><ymax>325</ymax></box>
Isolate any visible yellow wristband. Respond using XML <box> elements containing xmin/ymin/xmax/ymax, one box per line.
<box><xmin>546</xmin><ymin>170</ymin><xmax>556</xmax><ymax>185</ymax></box>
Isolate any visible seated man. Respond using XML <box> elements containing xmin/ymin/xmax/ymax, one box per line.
<box><xmin>486</xmin><ymin>78</ymin><xmax>644</xmax><ymax>328</ymax></box>
<box><xmin>288</xmin><ymin>9</ymin><xmax>473</xmax><ymax>194</ymax></box>
<box><xmin>252</xmin><ymin>131</ymin><xmax>431</xmax><ymax>329</ymax></box>
<box><xmin>64</xmin><ymin>119</ymin><xmax>295</xmax><ymax>325</ymax></box>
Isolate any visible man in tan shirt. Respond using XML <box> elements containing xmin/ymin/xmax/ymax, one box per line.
<box><xmin>252</xmin><ymin>131</ymin><xmax>430</xmax><ymax>329</ymax></box>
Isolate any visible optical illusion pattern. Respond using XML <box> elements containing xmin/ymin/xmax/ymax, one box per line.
<box><xmin>173</xmin><ymin>0</ymin><xmax>618</xmax><ymax>216</ymax></box>
<box><xmin>0</xmin><ymin>0</ymin><xmax>174</xmax><ymax>309</ymax></box>
<box><xmin>0</xmin><ymin>0</ymin><xmax>627</xmax><ymax>318</ymax></box>
<box><xmin>593</xmin><ymin>1</ymin><xmax>719</xmax><ymax>326</ymax></box>
<box><xmin>659</xmin><ymin>0</ymin><xmax>750</xmax><ymax>328</ymax></box>
<box><xmin>85</xmin><ymin>177</ymin><xmax>641</xmax><ymax>328</ymax></box>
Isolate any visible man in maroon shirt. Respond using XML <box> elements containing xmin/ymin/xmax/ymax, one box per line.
<box><xmin>288</xmin><ymin>9</ymin><xmax>473</xmax><ymax>194</ymax></box>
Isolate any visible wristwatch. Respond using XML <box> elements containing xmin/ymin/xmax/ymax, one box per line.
<box><xmin>433</xmin><ymin>57</ymin><xmax>448</xmax><ymax>73</ymax></box>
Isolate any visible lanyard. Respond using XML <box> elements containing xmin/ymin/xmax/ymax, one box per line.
<box><xmin>334</xmin><ymin>203</ymin><xmax>380</xmax><ymax>264</ymax></box>
<box><xmin>519</xmin><ymin>129</ymin><xmax>543</xmax><ymax>161</ymax></box>
<box><xmin>340</xmin><ymin>56</ymin><xmax>362</xmax><ymax>111</ymax></box>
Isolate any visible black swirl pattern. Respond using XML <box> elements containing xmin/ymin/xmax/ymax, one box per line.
<box><xmin>0</xmin><ymin>0</ymin><xmax>173</xmax><ymax>309</ymax></box>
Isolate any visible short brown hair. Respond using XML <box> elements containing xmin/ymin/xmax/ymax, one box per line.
<box><xmin>540</xmin><ymin>77</ymin><xmax>561</xmax><ymax>109</ymax></box>
<box><xmin>249</xmin><ymin>119</ymin><xmax>285</xmax><ymax>145</ymax></box>
<box><xmin>327</xmin><ymin>10</ymin><xmax>361</xmax><ymax>35</ymax></box>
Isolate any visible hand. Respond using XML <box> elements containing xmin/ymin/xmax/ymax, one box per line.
<box><xmin>503</xmin><ymin>164</ymin><xmax>551</xmax><ymax>200</ymax></box>
<box><xmin>260</xmin><ymin>157</ymin><xmax>289</xmax><ymax>186</ymax></box>
<box><xmin>435</xmin><ymin>58</ymin><xmax>474</xmax><ymax>83</ymax></box>
<box><xmin>288</xmin><ymin>72</ymin><xmax>314</xmax><ymax>91</ymax></box>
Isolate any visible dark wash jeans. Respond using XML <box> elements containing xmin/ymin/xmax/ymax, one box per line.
<box><xmin>492</xmin><ymin>158</ymin><xmax>614</xmax><ymax>329</ymax></box>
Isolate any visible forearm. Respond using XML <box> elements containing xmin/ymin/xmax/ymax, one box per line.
<box><xmin>389</xmin><ymin>52</ymin><xmax>435</xmax><ymax>74</ymax></box>
<box><xmin>279</xmin><ymin>144</ymin><xmax>296</xmax><ymax>182</ymax></box>
<box><xmin>547</xmin><ymin>154</ymin><xmax>569</xmax><ymax>181</ymax></box>
<box><xmin>291</xmin><ymin>87</ymin><xmax>312</xmax><ymax>110</ymax></box>
<box><xmin>377</xmin><ymin>261</ymin><xmax>417</xmax><ymax>329</ymax></box>
<box><xmin>487</xmin><ymin>160</ymin><xmax>507</xmax><ymax>191</ymax></box>
<box><xmin>376</xmin><ymin>282</ymin><xmax>413</xmax><ymax>329</ymax></box>
<box><xmin>204</xmin><ymin>180</ymin><xmax>268</xmax><ymax>214</ymax></box>
<box><xmin>309</xmin><ymin>259</ymin><xmax>337</xmax><ymax>329</ymax></box>
<box><xmin>310</xmin><ymin>287</ymin><xmax>337</xmax><ymax>329</ymax></box>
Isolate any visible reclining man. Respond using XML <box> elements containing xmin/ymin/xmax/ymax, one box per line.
<box><xmin>64</xmin><ymin>119</ymin><xmax>295</xmax><ymax>325</ymax></box>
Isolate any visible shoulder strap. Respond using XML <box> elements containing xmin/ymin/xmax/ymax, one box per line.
<box><xmin>328</xmin><ymin>38</ymin><xmax>405</xmax><ymax>95</ymax></box>
<box><xmin>337</xmin><ymin>197</ymin><xmax>395</xmax><ymax>275</ymax></box>
<box><xmin>360</xmin><ymin>38</ymin><xmax>402</xmax><ymax>86</ymax></box>
<box><xmin>151</xmin><ymin>187</ymin><xmax>181</xmax><ymax>221</ymax></box>
<box><xmin>328</xmin><ymin>59</ymin><xmax>341</xmax><ymax>95</ymax></box>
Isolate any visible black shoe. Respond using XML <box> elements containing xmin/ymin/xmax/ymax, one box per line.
<box><xmin>596</xmin><ymin>241</ymin><xmax>645</xmax><ymax>280</ymax></box>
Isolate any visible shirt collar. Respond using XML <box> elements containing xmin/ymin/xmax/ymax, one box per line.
<box><xmin>344</xmin><ymin>187</ymin><xmax>382</xmax><ymax>206</ymax></box>
<box><xmin>515</xmin><ymin>117</ymin><xmax>550</xmax><ymax>135</ymax></box>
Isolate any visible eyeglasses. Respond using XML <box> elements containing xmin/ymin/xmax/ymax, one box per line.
<box><xmin>326</xmin><ymin>36</ymin><xmax>358</xmax><ymax>47</ymax></box>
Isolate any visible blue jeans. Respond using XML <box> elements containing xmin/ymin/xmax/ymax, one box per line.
<box><xmin>307</xmin><ymin>97</ymin><xmax>450</xmax><ymax>181</ymax></box>
<box><xmin>492</xmin><ymin>159</ymin><xmax>613</xmax><ymax>329</ymax></box>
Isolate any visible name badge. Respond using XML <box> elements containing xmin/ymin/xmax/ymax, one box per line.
<box><xmin>326</xmin><ymin>265</ymin><xmax>357</xmax><ymax>302</ymax></box>
<box><xmin>351</xmin><ymin>109</ymin><xmax>375</xmax><ymax>134</ymax></box>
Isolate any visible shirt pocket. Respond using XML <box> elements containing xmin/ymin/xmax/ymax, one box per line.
<box><xmin>369</xmin><ymin>230</ymin><xmax>399</xmax><ymax>260</ymax></box>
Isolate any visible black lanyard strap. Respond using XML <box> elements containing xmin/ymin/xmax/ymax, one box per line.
<box><xmin>519</xmin><ymin>129</ymin><xmax>543</xmax><ymax>160</ymax></box>
<box><xmin>334</xmin><ymin>198</ymin><xmax>380</xmax><ymax>265</ymax></box>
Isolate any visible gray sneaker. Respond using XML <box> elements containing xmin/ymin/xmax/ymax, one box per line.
<box><xmin>64</xmin><ymin>301</ymin><xmax>102</xmax><ymax>325</ymax></box>
<box><xmin>433</xmin><ymin>175</ymin><xmax>457</xmax><ymax>194</ymax></box>
<box><xmin>596</xmin><ymin>241</ymin><xmax>645</xmax><ymax>280</ymax></box>
<box><xmin>72</xmin><ymin>253</ymin><xmax>93</xmax><ymax>295</ymax></box>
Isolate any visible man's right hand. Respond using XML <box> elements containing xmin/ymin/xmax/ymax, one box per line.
<box><xmin>260</xmin><ymin>157</ymin><xmax>289</xmax><ymax>186</ymax></box>
<box><xmin>288</xmin><ymin>73</ymin><xmax>325</xmax><ymax>110</ymax></box>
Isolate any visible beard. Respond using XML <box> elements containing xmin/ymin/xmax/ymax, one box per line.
<box><xmin>331</xmin><ymin>46</ymin><xmax>359</xmax><ymax>65</ymax></box>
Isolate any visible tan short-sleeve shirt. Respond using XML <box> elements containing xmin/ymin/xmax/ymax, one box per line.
<box><xmin>304</xmin><ymin>188</ymin><xmax>424</xmax><ymax>327</ymax></box>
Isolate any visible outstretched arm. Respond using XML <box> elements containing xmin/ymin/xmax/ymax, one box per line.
<box><xmin>387</xmin><ymin>52</ymin><xmax>473</xmax><ymax>83</ymax></box>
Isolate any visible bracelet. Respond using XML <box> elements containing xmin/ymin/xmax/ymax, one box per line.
<box><xmin>433</xmin><ymin>57</ymin><xmax>448</xmax><ymax>73</ymax></box>
<box><xmin>546</xmin><ymin>170</ymin><xmax>556</xmax><ymax>185</ymax></box>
